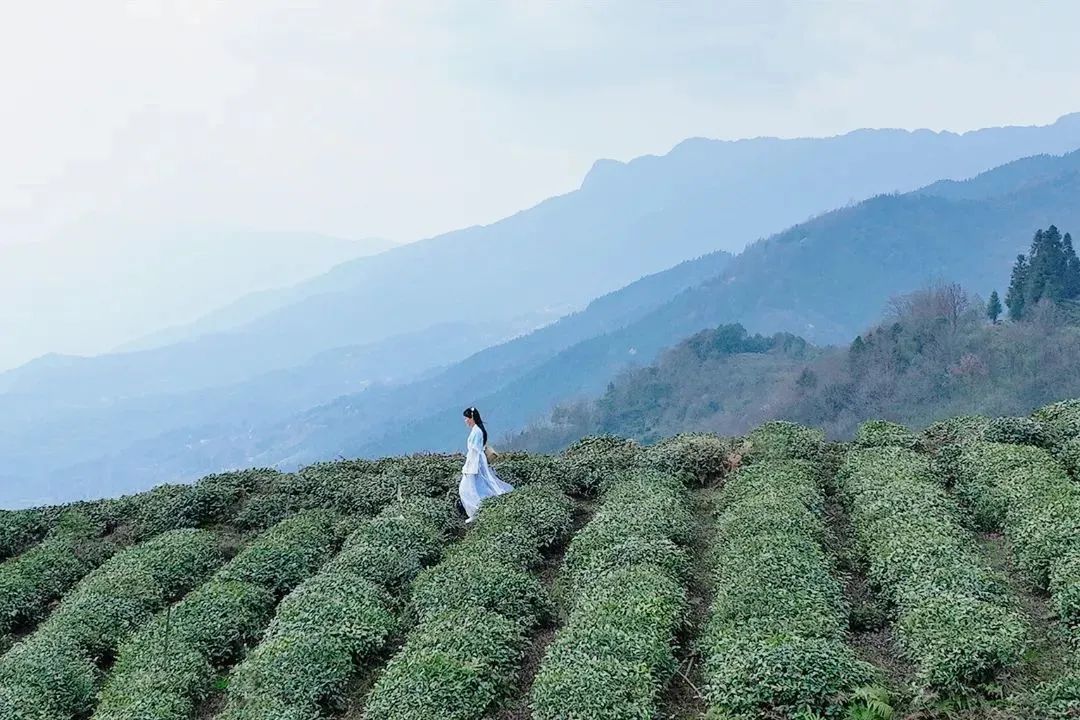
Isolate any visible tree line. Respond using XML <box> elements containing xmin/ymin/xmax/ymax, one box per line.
<box><xmin>989</xmin><ymin>225</ymin><xmax>1080</xmax><ymax>323</ymax></box>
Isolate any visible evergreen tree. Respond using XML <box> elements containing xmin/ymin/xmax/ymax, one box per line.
<box><xmin>987</xmin><ymin>290</ymin><xmax>1002</xmax><ymax>324</ymax></box>
<box><xmin>1006</xmin><ymin>253</ymin><xmax>1028</xmax><ymax>321</ymax></box>
<box><xmin>1025</xmin><ymin>226</ymin><xmax>1068</xmax><ymax>305</ymax></box>
<box><xmin>1063</xmin><ymin>232</ymin><xmax>1080</xmax><ymax>300</ymax></box>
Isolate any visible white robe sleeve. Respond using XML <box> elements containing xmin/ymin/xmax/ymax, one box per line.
<box><xmin>462</xmin><ymin>426</ymin><xmax>482</xmax><ymax>475</ymax></box>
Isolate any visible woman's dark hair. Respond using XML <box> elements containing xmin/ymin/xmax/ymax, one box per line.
<box><xmin>464</xmin><ymin>407</ymin><xmax>488</xmax><ymax>445</ymax></box>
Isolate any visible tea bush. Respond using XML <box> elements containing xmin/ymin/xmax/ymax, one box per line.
<box><xmin>0</xmin><ymin>508</ymin><xmax>50</xmax><ymax>561</ymax></box>
<box><xmin>0</xmin><ymin>512</ymin><xmax>113</xmax><ymax>638</ymax></box>
<box><xmin>838</xmin><ymin>447</ymin><xmax>1027</xmax><ymax>691</ymax></box>
<box><xmin>0</xmin><ymin>529</ymin><xmax>221</xmax><ymax>720</ymax></box>
<box><xmin>855</xmin><ymin>419</ymin><xmax>920</xmax><ymax>450</ymax></box>
<box><xmin>531</xmin><ymin>470</ymin><xmax>689</xmax><ymax>720</ymax></box>
<box><xmin>94</xmin><ymin>510</ymin><xmax>344</xmax><ymax>720</ymax></box>
<box><xmin>701</xmin><ymin>460</ymin><xmax>874</xmax><ymax>716</ymax></box>
<box><xmin>560</xmin><ymin>435</ymin><xmax>643</xmax><ymax>494</ymax></box>
<box><xmin>233</xmin><ymin>458</ymin><xmax>456</xmax><ymax>532</ymax></box>
<box><xmin>365</xmin><ymin>485</ymin><xmax>572</xmax><ymax>720</ymax></box>
<box><xmin>491</xmin><ymin>452</ymin><xmax>562</xmax><ymax>485</ymax></box>
<box><xmin>921</xmin><ymin>415</ymin><xmax>990</xmax><ymax>451</ymax></box>
<box><xmin>646</xmin><ymin>433</ymin><xmax>733</xmax><ymax>485</ymax></box>
<box><xmin>1062</xmin><ymin>435</ymin><xmax>1080</xmax><ymax>479</ymax></box>
<box><xmin>745</xmin><ymin>420</ymin><xmax>824</xmax><ymax>464</ymax></box>
<box><xmin>980</xmin><ymin>416</ymin><xmax>1051</xmax><ymax>448</ymax></box>
<box><xmin>1031</xmin><ymin>661</ymin><xmax>1080</xmax><ymax>720</ymax></box>
<box><xmin>220</xmin><ymin>499</ymin><xmax>452</xmax><ymax>720</ymax></box>
<box><xmin>954</xmin><ymin>442</ymin><xmax>1080</xmax><ymax>622</ymax></box>
<box><xmin>1032</xmin><ymin>398</ymin><xmax>1080</xmax><ymax>443</ymax></box>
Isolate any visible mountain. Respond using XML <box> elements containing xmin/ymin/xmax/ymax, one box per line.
<box><xmin>0</xmin><ymin>226</ymin><xmax>390</xmax><ymax>371</ymax></box>
<box><xmin>345</xmin><ymin>148</ymin><xmax>1080</xmax><ymax>457</ymax></box>
<box><xmin>5</xmin><ymin>253</ymin><xmax>731</xmax><ymax>506</ymax></box>
<box><xmin>9</xmin><ymin>116</ymin><xmax>1080</xmax><ymax>505</ymax></box>
<box><xmin>509</xmin><ymin>286</ymin><xmax>1080</xmax><ymax>450</ymax></box>
<box><xmin>12</xmin><ymin>114</ymin><xmax>1080</xmax><ymax>401</ymax></box>
<box><xmin>0</xmin><ymin>312</ymin><xmax>554</xmax><ymax>507</ymax></box>
<box><xmin>34</xmin><ymin>146</ymin><xmax>1080</xmax><ymax>504</ymax></box>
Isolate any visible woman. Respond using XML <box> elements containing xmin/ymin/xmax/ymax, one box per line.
<box><xmin>459</xmin><ymin>407</ymin><xmax>514</xmax><ymax>522</ymax></box>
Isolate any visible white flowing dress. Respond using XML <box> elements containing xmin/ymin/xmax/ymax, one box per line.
<box><xmin>459</xmin><ymin>424</ymin><xmax>514</xmax><ymax>520</ymax></box>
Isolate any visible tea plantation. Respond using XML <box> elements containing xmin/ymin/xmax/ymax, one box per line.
<box><xmin>1</xmin><ymin>401</ymin><xmax>1079</xmax><ymax>720</ymax></box>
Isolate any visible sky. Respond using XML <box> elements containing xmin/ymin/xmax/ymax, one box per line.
<box><xmin>4</xmin><ymin>0</ymin><xmax>1080</xmax><ymax>247</ymax></box>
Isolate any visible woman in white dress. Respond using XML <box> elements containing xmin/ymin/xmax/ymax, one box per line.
<box><xmin>459</xmin><ymin>407</ymin><xmax>514</xmax><ymax>522</ymax></box>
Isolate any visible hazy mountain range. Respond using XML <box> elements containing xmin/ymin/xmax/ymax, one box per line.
<box><xmin>5</xmin><ymin>114</ymin><xmax>1080</xmax><ymax>506</ymax></box>
<box><xmin>0</xmin><ymin>226</ymin><xmax>393</xmax><ymax>371</ymax></box>
<box><xmin>348</xmin><ymin>148</ymin><xmax>1080</xmax><ymax>458</ymax></box>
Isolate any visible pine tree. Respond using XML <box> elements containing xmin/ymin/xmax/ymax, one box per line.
<box><xmin>1025</xmin><ymin>226</ymin><xmax>1068</xmax><ymax>305</ymax></box>
<box><xmin>1063</xmin><ymin>232</ymin><xmax>1080</xmax><ymax>300</ymax></box>
<box><xmin>987</xmin><ymin>290</ymin><xmax>1002</xmax><ymax>324</ymax></box>
<box><xmin>1006</xmin><ymin>253</ymin><xmax>1028</xmax><ymax>321</ymax></box>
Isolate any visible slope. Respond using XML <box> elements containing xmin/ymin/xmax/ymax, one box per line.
<box><xmin>10</xmin><ymin>118</ymin><xmax>1080</xmax><ymax>504</ymax></box>
<box><xmin>17</xmin><ymin>253</ymin><xmax>730</xmax><ymax>505</ymax></box>
<box><xmin>63</xmin><ymin>145</ymin><xmax>1080</xmax><ymax>494</ymax></box>
<box><xmin>354</xmin><ymin>149</ymin><xmax>1080</xmax><ymax>455</ymax></box>
<box><xmin>10</xmin><ymin>114</ymin><xmax>1080</xmax><ymax>400</ymax></box>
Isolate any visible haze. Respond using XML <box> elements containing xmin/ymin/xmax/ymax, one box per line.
<box><xmin>4</xmin><ymin>0</ymin><xmax>1080</xmax><ymax>248</ymax></box>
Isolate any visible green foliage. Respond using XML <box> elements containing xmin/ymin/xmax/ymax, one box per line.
<box><xmin>921</xmin><ymin>415</ymin><xmax>990</xmax><ymax>451</ymax></box>
<box><xmin>646</xmin><ymin>433</ymin><xmax>733</xmax><ymax>485</ymax></box>
<box><xmin>136</xmin><ymin>470</ymin><xmax>279</xmax><ymax>539</ymax></box>
<box><xmin>560</xmin><ymin>435</ymin><xmax>643</xmax><ymax>494</ymax></box>
<box><xmin>745</xmin><ymin>421</ymin><xmax>825</xmax><ymax>464</ymax></box>
<box><xmin>1007</xmin><ymin>226</ymin><xmax>1080</xmax><ymax>321</ymax></box>
<box><xmin>1061</xmin><ymin>435</ymin><xmax>1080</xmax><ymax>479</ymax></box>
<box><xmin>95</xmin><ymin>579</ymin><xmax>274</xmax><ymax>720</ymax></box>
<box><xmin>444</xmin><ymin>483</ymin><xmax>574</xmax><ymax>571</ymax></box>
<box><xmin>702</xmin><ymin>459</ymin><xmax>875</xmax><ymax>717</ymax></box>
<box><xmin>837</xmin><ymin>447</ymin><xmax>1027</xmax><ymax>691</ymax></box>
<box><xmin>987</xmin><ymin>290</ymin><xmax>1003</xmax><ymax>324</ymax></box>
<box><xmin>1031</xmin><ymin>398</ymin><xmax>1080</xmax><ymax>440</ymax></box>
<box><xmin>954</xmin><ymin>442</ymin><xmax>1080</xmax><ymax>621</ymax></box>
<box><xmin>0</xmin><ymin>509</ymin><xmax>50</xmax><ymax>561</ymax></box>
<box><xmin>232</xmin><ymin>458</ymin><xmax>457</xmax><ymax>532</ymax></box>
<box><xmin>0</xmin><ymin>529</ymin><xmax>221</xmax><ymax>720</ymax></box>
<box><xmin>854</xmin><ymin>419</ymin><xmax>919</xmax><ymax>450</ymax></box>
<box><xmin>411</xmin><ymin>554</ymin><xmax>549</xmax><ymax>629</ymax></box>
<box><xmin>1031</xmin><ymin>666</ymin><xmax>1080</xmax><ymax>720</ymax></box>
<box><xmin>557</xmin><ymin>472</ymin><xmax>690</xmax><ymax>601</ymax></box>
<box><xmin>1006</xmin><ymin>253</ymin><xmax>1029</xmax><ymax>322</ymax></box>
<box><xmin>365</xmin><ymin>485</ymin><xmax>572</xmax><ymax>720</ymax></box>
<box><xmin>491</xmin><ymin>452</ymin><xmax>565</xmax><ymax>488</ymax></box>
<box><xmin>94</xmin><ymin>508</ymin><xmax>345</xmax><ymax>720</ymax></box>
<box><xmin>221</xmin><ymin>499</ymin><xmax>453</xmax><ymax>720</ymax></box>
<box><xmin>980</xmin><ymin>416</ymin><xmax>1050</xmax><ymax>447</ymax></box>
<box><xmin>845</xmin><ymin>686</ymin><xmax>896</xmax><ymax>720</ymax></box>
<box><xmin>0</xmin><ymin>513</ymin><xmax>113</xmax><ymax>637</ymax></box>
<box><xmin>532</xmin><ymin>568</ymin><xmax>684</xmax><ymax>720</ymax></box>
<box><xmin>364</xmin><ymin>607</ymin><xmax>524</xmax><ymax>720</ymax></box>
<box><xmin>217</xmin><ymin>510</ymin><xmax>342</xmax><ymax>595</ymax></box>
<box><xmin>531</xmin><ymin>469</ymin><xmax>689</xmax><ymax>720</ymax></box>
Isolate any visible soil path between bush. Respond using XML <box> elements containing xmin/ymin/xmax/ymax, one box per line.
<box><xmin>821</xmin><ymin>485</ymin><xmax>916</xmax><ymax>697</ymax></box>
<box><xmin>972</xmin><ymin>532</ymin><xmax>1073</xmax><ymax>711</ymax></box>
<box><xmin>657</xmin><ymin>485</ymin><xmax>719</xmax><ymax>720</ymax></box>
<box><xmin>494</xmin><ymin>497</ymin><xmax>596</xmax><ymax>720</ymax></box>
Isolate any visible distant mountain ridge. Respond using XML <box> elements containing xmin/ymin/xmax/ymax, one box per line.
<box><xmin>344</xmin><ymin>147</ymin><xmax>1080</xmax><ymax>457</ymax></box>
<box><xmin>12</xmin><ymin>113</ymin><xmax>1080</xmax><ymax>399</ymax></box>
<box><xmin>18</xmin><ymin>144</ymin><xmax>1080</xmax><ymax>505</ymax></box>
<box><xmin>0</xmin><ymin>228</ymin><xmax>390</xmax><ymax>371</ymax></box>
<box><xmin>8</xmin><ymin>115</ymin><xmax>1080</xmax><ymax>505</ymax></box>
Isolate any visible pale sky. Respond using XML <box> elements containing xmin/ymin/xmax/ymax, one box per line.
<box><xmin>4</xmin><ymin>0</ymin><xmax>1080</xmax><ymax>246</ymax></box>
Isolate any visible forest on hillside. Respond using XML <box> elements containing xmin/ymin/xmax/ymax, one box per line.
<box><xmin>510</xmin><ymin>226</ymin><xmax>1080</xmax><ymax>451</ymax></box>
